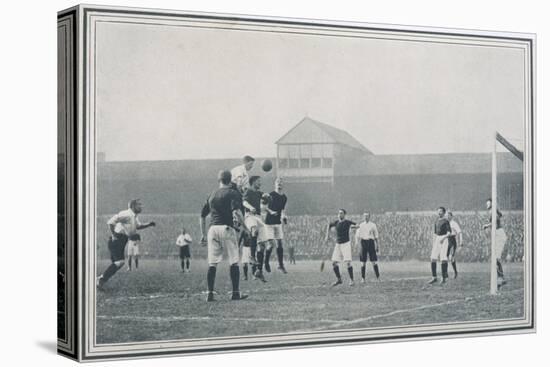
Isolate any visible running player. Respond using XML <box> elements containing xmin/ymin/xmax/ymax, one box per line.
<box><xmin>356</xmin><ymin>212</ymin><xmax>380</xmax><ymax>282</ymax></box>
<box><xmin>97</xmin><ymin>199</ymin><xmax>155</xmax><ymax>289</ymax></box>
<box><xmin>242</xmin><ymin>176</ymin><xmax>269</xmax><ymax>282</ymax></box>
<box><xmin>200</xmin><ymin>170</ymin><xmax>248</xmax><ymax>301</ymax></box>
<box><xmin>264</xmin><ymin>178</ymin><xmax>288</xmax><ymax>274</ymax></box>
<box><xmin>428</xmin><ymin>207</ymin><xmax>452</xmax><ymax>284</ymax></box>
<box><xmin>325</xmin><ymin>209</ymin><xmax>357</xmax><ymax>287</ymax></box>
<box><xmin>446</xmin><ymin>211</ymin><xmax>462</xmax><ymax>279</ymax></box>
<box><xmin>126</xmin><ymin>233</ymin><xmax>141</xmax><ymax>271</ymax></box>
<box><xmin>482</xmin><ymin>198</ymin><xmax>507</xmax><ymax>289</ymax></box>
<box><xmin>176</xmin><ymin>228</ymin><xmax>192</xmax><ymax>273</ymax></box>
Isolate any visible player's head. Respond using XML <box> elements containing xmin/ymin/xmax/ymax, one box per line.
<box><xmin>437</xmin><ymin>206</ymin><xmax>446</xmax><ymax>217</ymax></box>
<box><xmin>128</xmin><ymin>199</ymin><xmax>143</xmax><ymax>214</ymax></box>
<box><xmin>181</xmin><ymin>227</ymin><xmax>186</xmax><ymax>234</ymax></box>
<box><xmin>243</xmin><ymin>155</ymin><xmax>255</xmax><ymax>171</ymax></box>
<box><xmin>486</xmin><ymin>198</ymin><xmax>492</xmax><ymax>209</ymax></box>
<box><xmin>338</xmin><ymin>209</ymin><xmax>346</xmax><ymax>220</ymax></box>
<box><xmin>218</xmin><ymin>169</ymin><xmax>232</xmax><ymax>185</ymax></box>
<box><xmin>249</xmin><ymin>175</ymin><xmax>261</xmax><ymax>190</ymax></box>
<box><xmin>446</xmin><ymin>211</ymin><xmax>453</xmax><ymax>220</ymax></box>
<box><xmin>275</xmin><ymin>177</ymin><xmax>283</xmax><ymax>191</ymax></box>
<box><xmin>363</xmin><ymin>212</ymin><xmax>371</xmax><ymax>222</ymax></box>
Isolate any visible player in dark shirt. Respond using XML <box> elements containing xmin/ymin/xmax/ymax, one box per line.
<box><xmin>264</xmin><ymin>178</ymin><xmax>289</xmax><ymax>274</ymax></box>
<box><xmin>483</xmin><ymin>198</ymin><xmax>508</xmax><ymax>289</ymax></box>
<box><xmin>325</xmin><ymin>209</ymin><xmax>358</xmax><ymax>287</ymax></box>
<box><xmin>242</xmin><ymin>176</ymin><xmax>269</xmax><ymax>282</ymax></box>
<box><xmin>200</xmin><ymin>170</ymin><xmax>247</xmax><ymax>301</ymax></box>
<box><xmin>428</xmin><ymin>207</ymin><xmax>452</xmax><ymax>284</ymax></box>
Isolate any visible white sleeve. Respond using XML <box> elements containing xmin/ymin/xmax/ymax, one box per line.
<box><xmin>184</xmin><ymin>234</ymin><xmax>192</xmax><ymax>243</ymax></box>
<box><xmin>374</xmin><ymin>224</ymin><xmax>379</xmax><ymax>239</ymax></box>
<box><xmin>176</xmin><ymin>235</ymin><xmax>183</xmax><ymax>246</ymax></box>
<box><xmin>107</xmin><ymin>212</ymin><xmax>121</xmax><ymax>225</ymax></box>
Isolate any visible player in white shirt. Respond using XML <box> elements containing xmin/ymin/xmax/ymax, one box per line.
<box><xmin>445</xmin><ymin>211</ymin><xmax>463</xmax><ymax>279</ymax></box>
<box><xmin>356</xmin><ymin>212</ymin><xmax>381</xmax><ymax>282</ymax></box>
<box><xmin>230</xmin><ymin>155</ymin><xmax>255</xmax><ymax>193</ymax></box>
<box><xmin>97</xmin><ymin>199</ymin><xmax>155</xmax><ymax>289</ymax></box>
<box><xmin>176</xmin><ymin>228</ymin><xmax>193</xmax><ymax>273</ymax></box>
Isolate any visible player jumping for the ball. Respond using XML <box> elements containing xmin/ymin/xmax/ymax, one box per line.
<box><xmin>356</xmin><ymin>212</ymin><xmax>381</xmax><ymax>282</ymax></box>
<box><xmin>428</xmin><ymin>207</ymin><xmax>452</xmax><ymax>285</ymax></box>
<box><xmin>97</xmin><ymin>199</ymin><xmax>155</xmax><ymax>289</ymax></box>
<box><xmin>200</xmin><ymin>170</ymin><xmax>248</xmax><ymax>301</ymax></box>
<box><xmin>264</xmin><ymin>178</ymin><xmax>288</xmax><ymax>274</ymax></box>
<box><xmin>482</xmin><ymin>198</ymin><xmax>507</xmax><ymax>289</ymax></box>
<box><xmin>325</xmin><ymin>209</ymin><xmax>358</xmax><ymax>287</ymax></box>
<box><xmin>243</xmin><ymin>175</ymin><xmax>269</xmax><ymax>282</ymax></box>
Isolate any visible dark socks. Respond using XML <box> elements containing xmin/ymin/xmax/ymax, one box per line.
<box><xmin>431</xmin><ymin>261</ymin><xmax>437</xmax><ymax>277</ymax></box>
<box><xmin>333</xmin><ymin>264</ymin><xmax>341</xmax><ymax>280</ymax></box>
<box><xmin>135</xmin><ymin>257</ymin><xmax>138</xmax><ymax>269</ymax></box>
<box><xmin>243</xmin><ymin>264</ymin><xmax>248</xmax><ymax>278</ymax></box>
<box><xmin>451</xmin><ymin>261</ymin><xmax>457</xmax><ymax>275</ymax></box>
<box><xmin>276</xmin><ymin>246</ymin><xmax>284</xmax><ymax>267</ymax></box>
<box><xmin>265</xmin><ymin>248</ymin><xmax>272</xmax><ymax>267</ymax></box>
<box><xmin>442</xmin><ymin>261</ymin><xmax>448</xmax><ymax>279</ymax></box>
<box><xmin>373</xmin><ymin>263</ymin><xmax>380</xmax><ymax>278</ymax></box>
<box><xmin>361</xmin><ymin>265</ymin><xmax>366</xmax><ymax>279</ymax></box>
<box><xmin>186</xmin><ymin>259</ymin><xmax>190</xmax><ymax>270</ymax></box>
<box><xmin>256</xmin><ymin>250</ymin><xmax>264</xmax><ymax>272</ymax></box>
<box><xmin>347</xmin><ymin>266</ymin><xmax>354</xmax><ymax>280</ymax></box>
<box><xmin>207</xmin><ymin>266</ymin><xmax>217</xmax><ymax>292</ymax></box>
<box><xmin>497</xmin><ymin>259</ymin><xmax>504</xmax><ymax>278</ymax></box>
<box><xmin>230</xmin><ymin>265</ymin><xmax>240</xmax><ymax>293</ymax></box>
<box><xmin>128</xmin><ymin>257</ymin><xmax>132</xmax><ymax>270</ymax></box>
<box><xmin>181</xmin><ymin>260</ymin><xmax>185</xmax><ymax>271</ymax></box>
<box><xmin>102</xmin><ymin>263</ymin><xmax>121</xmax><ymax>283</ymax></box>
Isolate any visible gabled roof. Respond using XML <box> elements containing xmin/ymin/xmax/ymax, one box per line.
<box><xmin>276</xmin><ymin>117</ymin><xmax>372</xmax><ymax>153</ymax></box>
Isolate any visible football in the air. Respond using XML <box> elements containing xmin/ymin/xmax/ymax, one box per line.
<box><xmin>261</xmin><ymin>159</ymin><xmax>273</xmax><ymax>172</ymax></box>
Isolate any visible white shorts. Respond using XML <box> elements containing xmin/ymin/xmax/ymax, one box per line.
<box><xmin>244</xmin><ymin>213</ymin><xmax>269</xmax><ymax>243</ymax></box>
<box><xmin>495</xmin><ymin>228</ymin><xmax>507</xmax><ymax>259</ymax></box>
<box><xmin>431</xmin><ymin>235</ymin><xmax>449</xmax><ymax>261</ymax></box>
<box><xmin>265</xmin><ymin>224</ymin><xmax>284</xmax><ymax>240</ymax></box>
<box><xmin>127</xmin><ymin>240</ymin><xmax>140</xmax><ymax>256</ymax></box>
<box><xmin>241</xmin><ymin>246</ymin><xmax>251</xmax><ymax>264</ymax></box>
<box><xmin>332</xmin><ymin>241</ymin><xmax>352</xmax><ymax>263</ymax></box>
<box><xmin>207</xmin><ymin>225</ymin><xmax>239</xmax><ymax>265</ymax></box>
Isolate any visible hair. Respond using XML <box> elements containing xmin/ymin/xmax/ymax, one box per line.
<box><xmin>243</xmin><ymin>155</ymin><xmax>255</xmax><ymax>163</ymax></box>
<box><xmin>218</xmin><ymin>170</ymin><xmax>232</xmax><ymax>185</ymax></box>
<box><xmin>338</xmin><ymin>208</ymin><xmax>347</xmax><ymax>215</ymax></box>
<box><xmin>128</xmin><ymin>199</ymin><xmax>141</xmax><ymax>209</ymax></box>
<box><xmin>447</xmin><ymin>211</ymin><xmax>453</xmax><ymax>217</ymax></box>
<box><xmin>249</xmin><ymin>175</ymin><xmax>261</xmax><ymax>186</ymax></box>
<box><xmin>438</xmin><ymin>206</ymin><xmax>446</xmax><ymax>213</ymax></box>
<box><xmin>486</xmin><ymin>198</ymin><xmax>493</xmax><ymax>202</ymax></box>
<box><xmin>275</xmin><ymin>177</ymin><xmax>283</xmax><ymax>184</ymax></box>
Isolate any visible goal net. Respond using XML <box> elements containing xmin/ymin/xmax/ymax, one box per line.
<box><xmin>490</xmin><ymin>132</ymin><xmax>524</xmax><ymax>294</ymax></box>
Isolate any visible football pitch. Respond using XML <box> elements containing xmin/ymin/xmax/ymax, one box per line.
<box><xmin>96</xmin><ymin>260</ymin><xmax>524</xmax><ymax>344</ymax></box>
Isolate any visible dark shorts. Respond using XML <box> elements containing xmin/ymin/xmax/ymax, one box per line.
<box><xmin>360</xmin><ymin>239</ymin><xmax>378</xmax><ymax>262</ymax></box>
<box><xmin>179</xmin><ymin>245</ymin><xmax>191</xmax><ymax>259</ymax></box>
<box><xmin>108</xmin><ymin>234</ymin><xmax>128</xmax><ymax>262</ymax></box>
<box><xmin>447</xmin><ymin>237</ymin><xmax>457</xmax><ymax>258</ymax></box>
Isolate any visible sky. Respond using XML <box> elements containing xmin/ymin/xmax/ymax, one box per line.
<box><xmin>95</xmin><ymin>20</ymin><xmax>526</xmax><ymax>161</ymax></box>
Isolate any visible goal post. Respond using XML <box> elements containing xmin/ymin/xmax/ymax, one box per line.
<box><xmin>490</xmin><ymin>131</ymin><xmax>523</xmax><ymax>295</ymax></box>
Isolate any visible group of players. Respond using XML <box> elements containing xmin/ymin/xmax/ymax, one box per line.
<box><xmin>97</xmin><ymin>155</ymin><xmax>508</xmax><ymax>299</ymax></box>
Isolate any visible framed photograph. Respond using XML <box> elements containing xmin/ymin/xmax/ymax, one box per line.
<box><xmin>57</xmin><ymin>4</ymin><xmax>536</xmax><ymax>361</ymax></box>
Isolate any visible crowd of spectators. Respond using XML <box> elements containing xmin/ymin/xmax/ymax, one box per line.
<box><xmin>96</xmin><ymin>211</ymin><xmax>524</xmax><ymax>263</ymax></box>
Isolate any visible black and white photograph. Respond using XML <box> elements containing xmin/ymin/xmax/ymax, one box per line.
<box><xmin>53</xmin><ymin>2</ymin><xmax>538</xmax><ymax>363</ymax></box>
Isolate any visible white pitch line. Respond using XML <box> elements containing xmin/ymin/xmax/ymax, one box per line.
<box><xmin>303</xmin><ymin>288</ymin><xmax>524</xmax><ymax>332</ymax></box>
<box><xmin>97</xmin><ymin>315</ymin><xmax>342</xmax><ymax>324</ymax></box>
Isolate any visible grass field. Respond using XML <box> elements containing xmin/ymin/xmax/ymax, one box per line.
<box><xmin>96</xmin><ymin>260</ymin><xmax>524</xmax><ymax>344</ymax></box>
